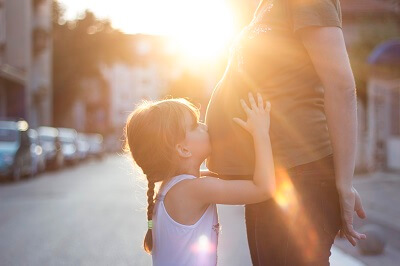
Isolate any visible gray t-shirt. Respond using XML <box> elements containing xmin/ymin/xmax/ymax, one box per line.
<box><xmin>205</xmin><ymin>0</ymin><xmax>342</xmax><ymax>175</ymax></box>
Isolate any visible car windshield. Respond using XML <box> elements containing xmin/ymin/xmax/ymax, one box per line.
<box><xmin>0</xmin><ymin>128</ymin><xmax>18</xmax><ymax>142</ymax></box>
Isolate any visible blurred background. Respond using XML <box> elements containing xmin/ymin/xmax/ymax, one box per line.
<box><xmin>0</xmin><ymin>0</ymin><xmax>399</xmax><ymax>265</ymax></box>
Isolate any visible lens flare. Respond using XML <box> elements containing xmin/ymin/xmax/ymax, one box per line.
<box><xmin>273</xmin><ymin>168</ymin><xmax>320</xmax><ymax>262</ymax></box>
<box><xmin>191</xmin><ymin>234</ymin><xmax>215</xmax><ymax>254</ymax></box>
<box><xmin>198</xmin><ymin>235</ymin><xmax>209</xmax><ymax>251</ymax></box>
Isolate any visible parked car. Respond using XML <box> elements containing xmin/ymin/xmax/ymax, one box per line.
<box><xmin>38</xmin><ymin>126</ymin><xmax>64</xmax><ymax>170</ymax></box>
<box><xmin>104</xmin><ymin>134</ymin><xmax>122</xmax><ymax>153</ymax></box>
<box><xmin>0</xmin><ymin>119</ymin><xmax>33</xmax><ymax>181</ymax></box>
<box><xmin>87</xmin><ymin>133</ymin><xmax>105</xmax><ymax>160</ymax></box>
<box><xmin>77</xmin><ymin>133</ymin><xmax>90</xmax><ymax>161</ymax></box>
<box><xmin>57</xmin><ymin>128</ymin><xmax>79</xmax><ymax>165</ymax></box>
<box><xmin>28</xmin><ymin>129</ymin><xmax>46</xmax><ymax>175</ymax></box>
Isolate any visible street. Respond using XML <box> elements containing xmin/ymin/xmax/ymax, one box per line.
<box><xmin>0</xmin><ymin>155</ymin><xmax>151</xmax><ymax>265</ymax></box>
<box><xmin>0</xmin><ymin>0</ymin><xmax>398</xmax><ymax>265</ymax></box>
<box><xmin>0</xmin><ymin>155</ymin><xmax>388</xmax><ymax>265</ymax></box>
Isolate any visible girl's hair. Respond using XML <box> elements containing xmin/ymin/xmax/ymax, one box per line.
<box><xmin>123</xmin><ymin>98</ymin><xmax>200</xmax><ymax>254</ymax></box>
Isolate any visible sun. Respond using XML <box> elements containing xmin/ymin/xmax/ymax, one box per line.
<box><xmin>59</xmin><ymin>0</ymin><xmax>237</xmax><ymax>62</ymax></box>
<box><xmin>115</xmin><ymin>0</ymin><xmax>237</xmax><ymax>62</ymax></box>
<box><xmin>164</xmin><ymin>1</ymin><xmax>237</xmax><ymax>62</ymax></box>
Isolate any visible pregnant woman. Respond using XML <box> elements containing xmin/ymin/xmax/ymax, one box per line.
<box><xmin>205</xmin><ymin>0</ymin><xmax>366</xmax><ymax>265</ymax></box>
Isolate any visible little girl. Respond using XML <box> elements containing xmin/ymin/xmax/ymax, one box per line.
<box><xmin>124</xmin><ymin>92</ymin><xmax>275</xmax><ymax>266</ymax></box>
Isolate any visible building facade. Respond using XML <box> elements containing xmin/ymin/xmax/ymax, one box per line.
<box><xmin>0</xmin><ymin>0</ymin><xmax>52</xmax><ymax>128</ymax></box>
<box><xmin>366</xmin><ymin>40</ymin><xmax>400</xmax><ymax>171</ymax></box>
<box><xmin>340</xmin><ymin>0</ymin><xmax>400</xmax><ymax>171</ymax></box>
<box><xmin>101</xmin><ymin>35</ymin><xmax>173</xmax><ymax>151</ymax></box>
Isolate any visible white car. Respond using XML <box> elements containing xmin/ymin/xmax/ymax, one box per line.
<box><xmin>38</xmin><ymin>126</ymin><xmax>64</xmax><ymax>170</ymax></box>
<box><xmin>77</xmin><ymin>133</ymin><xmax>90</xmax><ymax>161</ymax></box>
<box><xmin>57</xmin><ymin>127</ymin><xmax>79</xmax><ymax>165</ymax></box>
<box><xmin>87</xmin><ymin>133</ymin><xmax>105</xmax><ymax>160</ymax></box>
<box><xmin>28</xmin><ymin>129</ymin><xmax>46</xmax><ymax>175</ymax></box>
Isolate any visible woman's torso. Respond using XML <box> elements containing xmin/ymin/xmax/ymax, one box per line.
<box><xmin>205</xmin><ymin>0</ymin><xmax>342</xmax><ymax>175</ymax></box>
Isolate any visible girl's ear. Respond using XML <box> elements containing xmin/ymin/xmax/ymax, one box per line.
<box><xmin>175</xmin><ymin>143</ymin><xmax>192</xmax><ymax>158</ymax></box>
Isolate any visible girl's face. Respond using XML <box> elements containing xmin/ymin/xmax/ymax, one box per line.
<box><xmin>180</xmin><ymin>110</ymin><xmax>211</xmax><ymax>163</ymax></box>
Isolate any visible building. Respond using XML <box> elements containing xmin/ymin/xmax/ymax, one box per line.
<box><xmin>102</xmin><ymin>62</ymin><xmax>162</xmax><ymax>130</ymax></box>
<box><xmin>366</xmin><ymin>40</ymin><xmax>400</xmax><ymax>171</ymax></box>
<box><xmin>0</xmin><ymin>0</ymin><xmax>52</xmax><ymax>128</ymax></box>
<box><xmin>340</xmin><ymin>0</ymin><xmax>400</xmax><ymax>171</ymax></box>
<box><xmin>101</xmin><ymin>35</ymin><xmax>173</xmax><ymax>151</ymax></box>
<box><xmin>341</xmin><ymin>0</ymin><xmax>398</xmax><ymax>45</ymax></box>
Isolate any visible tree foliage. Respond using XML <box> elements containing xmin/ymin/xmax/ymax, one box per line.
<box><xmin>52</xmin><ymin>1</ymin><xmax>134</xmax><ymax>126</ymax></box>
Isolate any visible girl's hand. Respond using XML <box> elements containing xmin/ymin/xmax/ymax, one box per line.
<box><xmin>233</xmin><ymin>92</ymin><xmax>271</xmax><ymax>138</ymax></box>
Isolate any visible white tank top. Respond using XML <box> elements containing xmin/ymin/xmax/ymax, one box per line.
<box><xmin>152</xmin><ymin>174</ymin><xmax>219</xmax><ymax>266</ymax></box>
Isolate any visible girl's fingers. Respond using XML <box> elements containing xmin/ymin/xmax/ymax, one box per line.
<box><xmin>240</xmin><ymin>99</ymin><xmax>251</xmax><ymax>115</ymax></box>
<box><xmin>232</xmin><ymin>118</ymin><xmax>247</xmax><ymax>130</ymax></box>
<box><xmin>257</xmin><ymin>93</ymin><xmax>264</xmax><ymax>109</ymax></box>
<box><xmin>248</xmin><ymin>92</ymin><xmax>258</xmax><ymax>110</ymax></box>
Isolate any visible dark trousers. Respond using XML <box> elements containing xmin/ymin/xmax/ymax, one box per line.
<box><xmin>243</xmin><ymin>155</ymin><xmax>341</xmax><ymax>265</ymax></box>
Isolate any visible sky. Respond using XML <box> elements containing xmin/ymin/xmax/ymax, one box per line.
<box><xmin>58</xmin><ymin>0</ymin><xmax>239</xmax><ymax>60</ymax></box>
<box><xmin>58</xmin><ymin>0</ymin><xmax>236</xmax><ymax>36</ymax></box>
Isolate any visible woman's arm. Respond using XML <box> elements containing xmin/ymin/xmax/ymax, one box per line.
<box><xmin>297</xmin><ymin>26</ymin><xmax>366</xmax><ymax>246</ymax></box>
<box><xmin>188</xmin><ymin>93</ymin><xmax>276</xmax><ymax>205</ymax></box>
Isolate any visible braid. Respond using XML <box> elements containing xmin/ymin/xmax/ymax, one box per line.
<box><xmin>144</xmin><ymin>178</ymin><xmax>155</xmax><ymax>254</ymax></box>
<box><xmin>147</xmin><ymin>180</ymin><xmax>155</xmax><ymax>220</ymax></box>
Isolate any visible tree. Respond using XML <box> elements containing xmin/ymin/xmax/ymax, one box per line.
<box><xmin>52</xmin><ymin>1</ymin><xmax>134</xmax><ymax>130</ymax></box>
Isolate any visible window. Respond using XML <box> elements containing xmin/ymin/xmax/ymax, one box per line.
<box><xmin>0</xmin><ymin>0</ymin><xmax>6</xmax><ymax>62</ymax></box>
<box><xmin>391</xmin><ymin>86</ymin><xmax>400</xmax><ymax>136</ymax></box>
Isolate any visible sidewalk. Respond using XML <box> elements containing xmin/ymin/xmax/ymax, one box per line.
<box><xmin>334</xmin><ymin>171</ymin><xmax>400</xmax><ymax>266</ymax></box>
<box><xmin>217</xmin><ymin>205</ymin><xmax>366</xmax><ymax>266</ymax></box>
<box><xmin>217</xmin><ymin>171</ymin><xmax>400</xmax><ymax>266</ymax></box>
<box><xmin>355</xmin><ymin>171</ymin><xmax>400</xmax><ymax>234</ymax></box>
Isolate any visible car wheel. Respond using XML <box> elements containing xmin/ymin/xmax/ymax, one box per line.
<box><xmin>40</xmin><ymin>160</ymin><xmax>46</xmax><ymax>173</ymax></box>
<box><xmin>55</xmin><ymin>154</ymin><xmax>63</xmax><ymax>169</ymax></box>
<box><xmin>30</xmin><ymin>161</ymin><xmax>38</xmax><ymax>178</ymax></box>
<box><xmin>11</xmin><ymin>159</ymin><xmax>22</xmax><ymax>182</ymax></box>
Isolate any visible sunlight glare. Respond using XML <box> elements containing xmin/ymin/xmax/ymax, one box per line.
<box><xmin>168</xmin><ymin>0</ymin><xmax>236</xmax><ymax>61</ymax></box>
<box><xmin>191</xmin><ymin>234</ymin><xmax>215</xmax><ymax>254</ymax></box>
<box><xmin>273</xmin><ymin>168</ymin><xmax>320</xmax><ymax>262</ymax></box>
<box><xmin>198</xmin><ymin>235</ymin><xmax>209</xmax><ymax>251</ymax></box>
<box><xmin>58</xmin><ymin>0</ymin><xmax>236</xmax><ymax>62</ymax></box>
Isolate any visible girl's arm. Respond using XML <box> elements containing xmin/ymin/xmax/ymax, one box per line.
<box><xmin>199</xmin><ymin>169</ymin><xmax>218</xmax><ymax>177</ymax></box>
<box><xmin>188</xmin><ymin>93</ymin><xmax>276</xmax><ymax>205</ymax></box>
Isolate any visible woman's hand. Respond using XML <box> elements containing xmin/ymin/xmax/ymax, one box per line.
<box><xmin>338</xmin><ymin>186</ymin><xmax>367</xmax><ymax>246</ymax></box>
<box><xmin>233</xmin><ymin>92</ymin><xmax>271</xmax><ymax>138</ymax></box>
